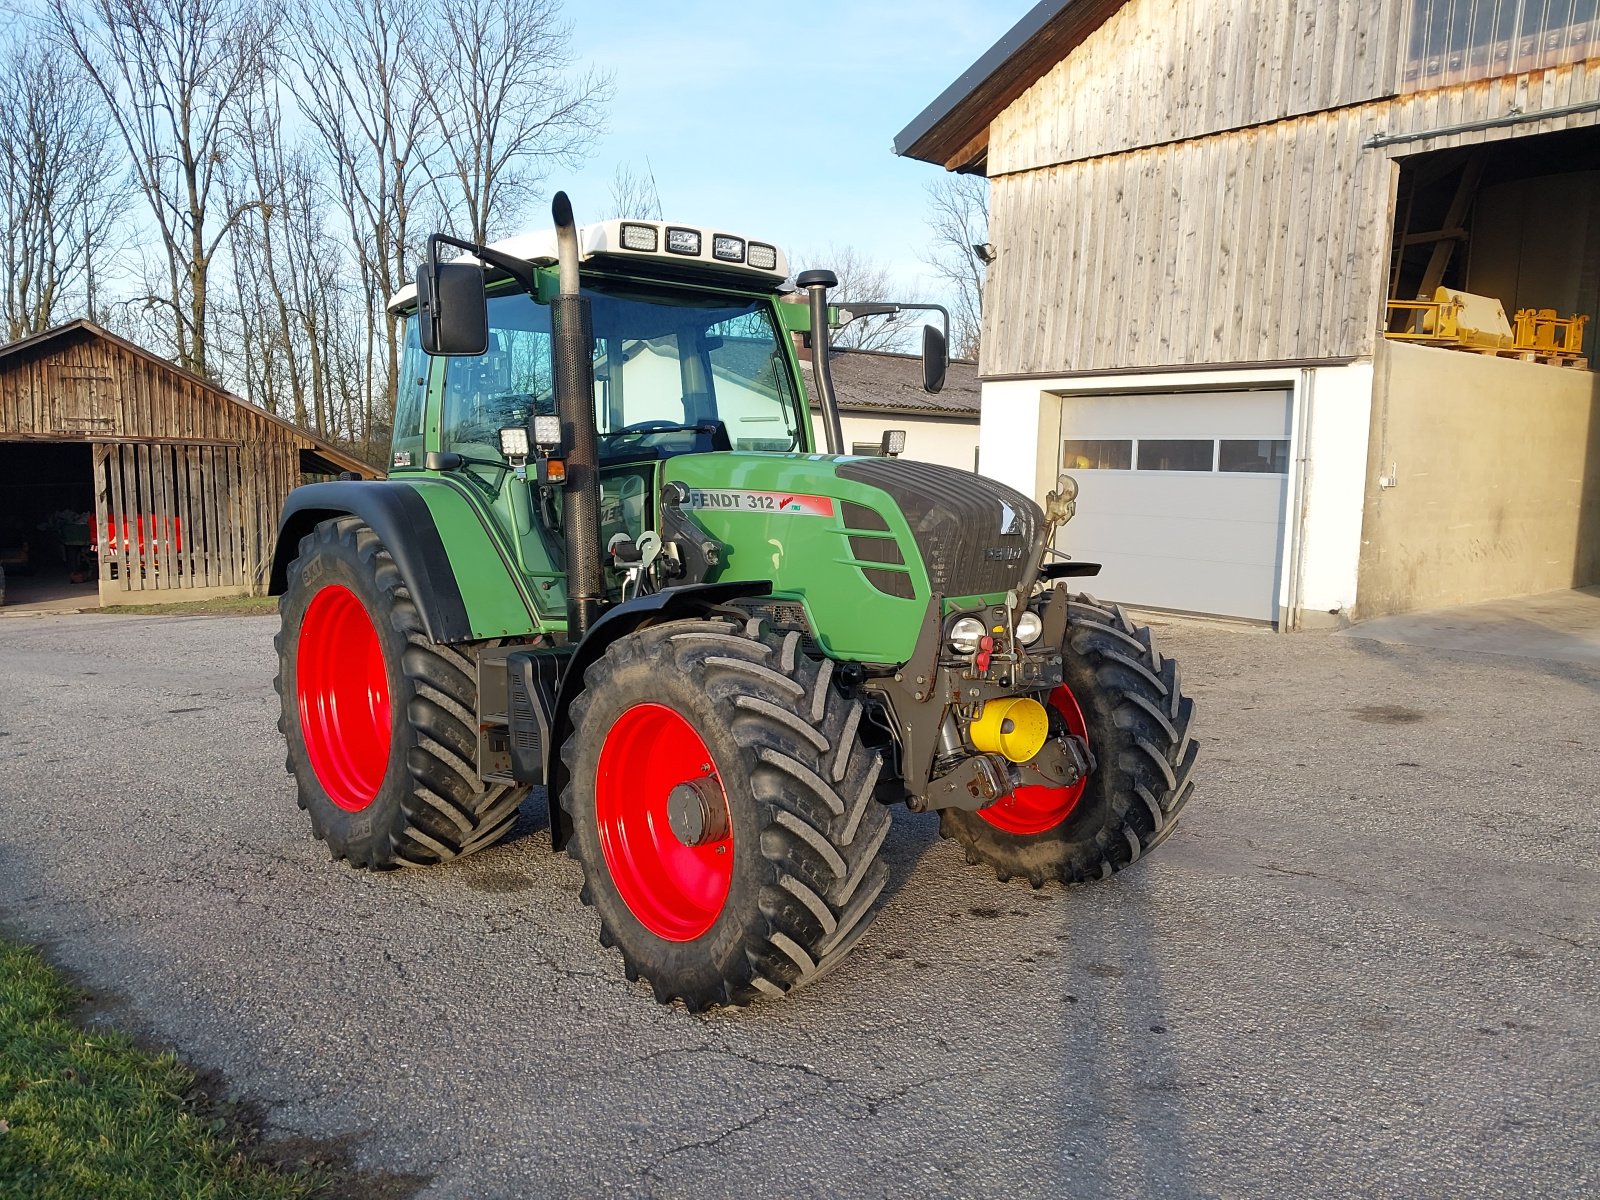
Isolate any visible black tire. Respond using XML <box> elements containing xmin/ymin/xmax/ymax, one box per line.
<box><xmin>940</xmin><ymin>593</ymin><xmax>1198</xmax><ymax>886</ymax></box>
<box><xmin>561</xmin><ymin>615</ymin><xmax>891</xmax><ymax>1010</ymax></box>
<box><xmin>274</xmin><ymin>515</ymin><xmax>527</xmax><ymax>869</ymax></box>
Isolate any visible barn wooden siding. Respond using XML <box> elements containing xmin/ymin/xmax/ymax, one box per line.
<box><xmin>0</xmin><ymin>324</ymin><xmax>370</xmax><ymax>598</ymax></box>
<box><xmin>983</xmin><ymin>57</ymin><xmax>1600</xmax><ymax>376</ymax></box>
<box><xmin>989</xmin><ymin>0</ymin><xmax>1404</xmax><ymax>175</ymax></box>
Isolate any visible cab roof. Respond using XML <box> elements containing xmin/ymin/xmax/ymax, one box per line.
<box><xmin>387</xmin><ymin>219</ymin><xmax>790</xmax><ymax>313</ymax></box>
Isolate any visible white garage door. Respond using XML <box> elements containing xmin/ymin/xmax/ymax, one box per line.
<box><xmin>1056</xmin><ymin>389</ymin><xmax>1291</xmax><ymax>623</ymax></box>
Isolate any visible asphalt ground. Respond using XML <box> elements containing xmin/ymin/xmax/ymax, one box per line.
<box><xmin>0</xmin><ymin>610</ymin><xmax>1595</xmax><ymax>1199</ymax></box>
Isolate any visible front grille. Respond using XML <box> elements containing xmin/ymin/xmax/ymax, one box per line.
<box><xmin>848</xmin><ymin>535</ymin><xmax>904</xmax><ymax>565</ymax></box>
<box><xmin>837</xmin><ymin>458</ymin><xmax>1041</xmax><ymax>596</ymax></box>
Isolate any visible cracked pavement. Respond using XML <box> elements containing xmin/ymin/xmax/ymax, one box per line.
<box><xmin>0</xmin><ymin>610</ymin><xmax>1596</xmax><ymax>1198</ymax></box>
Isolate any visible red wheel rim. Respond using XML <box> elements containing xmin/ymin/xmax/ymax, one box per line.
<box><xmin>980</xmin><ymin>685</ymin><xmax>1090</xmax><ymax>836</ymax></box>
<box><xmin>297</xmin><ymin>584</ymin><xmax>391</xmax><ymax>812</ymax></box>
<box><xmin>596</xmin><ymin>703</ymin><xmax>733</xmax><ymax>942</ymax></box>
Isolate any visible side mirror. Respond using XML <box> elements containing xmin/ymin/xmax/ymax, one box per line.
<box><xmin>416</xmin><ymin>259</ymin><xmax>488</xmax><ymax>356</ymax></box>
<box><xmin>922</xmin><ymin>324</ymin><xmax>948</xmax><ymax>394</ymax></box>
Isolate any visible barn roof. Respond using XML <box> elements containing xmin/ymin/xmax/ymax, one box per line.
<box><xmin>801</xmin><ymin>348</ymin><xmax>981</xmax><ymax>420</ymax></box>
<box><xmin>0</xmin><ymin>320</ymin><xmax>379</xmax><ymax>478</ymax></box>
<box><xmin>892</xmin><ymin>0</ymin><xmax>1125</xmax><ymax>173</ymax></box>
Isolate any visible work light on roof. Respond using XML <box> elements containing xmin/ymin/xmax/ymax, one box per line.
<box><xmin>747</xmin><ymin>242</ymin><xmax>778</xmax><ymax>271</ymax></box>
<box><xmin>665</xmin><ymin>227</ymin><xmax>700</xmax><ymax>256</ymax></box>
<box><xmin>619</xmin><ymin>222</ymin><xmax>658</xmax><ymax>252</ymax></box>
<box><xmin>712</xmin><ymin>235</ymin><xmax>745</xmax><ymax>263</ymax></box>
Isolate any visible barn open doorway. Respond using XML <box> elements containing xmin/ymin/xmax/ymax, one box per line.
<box><xmin>1387</xmin><ymin>123</ymin><xmax>1600</xmax><ymax>347</ymax></box>
<box><xmin>0</xmin><ymin>440</ymin><xmax>98</xmax><ymax>610</ymax></box>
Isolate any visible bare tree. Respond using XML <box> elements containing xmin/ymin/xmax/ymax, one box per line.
<box><xmin>293</xmin><ymin>0</ymin><xmax>437</xmax><ymax>453</ymax></box>
<box><xmin>795</xmin><ymin>244</ymin><xmax>908</xmax><ymax>352</ymax></box>
<box><xmin>922</xmin><ymin>173</ymin><xmax>988</xmax><ymax>360</ymax></box>
<box><xmin>0</xmin><ymin>35</ymin><xmax>129</xmax><ymax>339</ymax></box>
<box><xmin>419</xmin><ymin>0</ymin><xmax>611</xmax><ymax>246</ymax></box>
<box><xmin>604</xmin><ymin>160</ymin><xmax>663</xmax><ymax>221</ymax></box>
<box><xmin>49</xmin><ymin>0</ymin><xmax>272</xmax><ymax>378</ymax></box>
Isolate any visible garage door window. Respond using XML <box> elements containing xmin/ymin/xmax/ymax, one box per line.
<box><xmin>1219</xmin><ymin>439</ymin><xmax>1290</xmax><ymax>473</ymax></box>
<box><xmin>1063</xmin><ymin>439</ymin><xmax>1133</xmax><ymax>470</ymax></box>
<box><xmin>1136</xmin><ymin>439</ymin><xmax>1214</xmax><ymax>472</ymax></box>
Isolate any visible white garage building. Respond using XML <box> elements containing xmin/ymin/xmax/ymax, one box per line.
<box><xmin>896</xmin><ymin>0</ymin><xmax>1600</xmax><ymax>628</ymax></box>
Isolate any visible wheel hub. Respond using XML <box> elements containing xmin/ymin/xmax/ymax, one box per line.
<box><xmin>667</xmin><ymin>778</ymin><xmax>730</xmax><ymax>848</ymax></box>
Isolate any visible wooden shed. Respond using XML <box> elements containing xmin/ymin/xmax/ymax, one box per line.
<box><xmin>0</xmin><ymin>320</ymin><xmax>379</xmax><ymax>608</ymax></box>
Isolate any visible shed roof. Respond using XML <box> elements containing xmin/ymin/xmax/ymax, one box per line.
<box><xmin>893</xmin><ymin>0</ymin><xmax>1125</xmax><ymax>173</ymax></box>
<box><xmin>801</xmin><ymin>348</ymin><xmax>980</xmax><ymax>421</ymax></box>
<box><xmin>0</xmin><ymin>320</ymin><xmax>380</xmax><ymax>478</ymax></box>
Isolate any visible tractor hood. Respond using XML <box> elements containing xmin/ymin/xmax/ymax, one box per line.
<box><xmin>662</xmin><ymin>453</ymin><xmax>1042</xmax><ymax>664</ymax></box>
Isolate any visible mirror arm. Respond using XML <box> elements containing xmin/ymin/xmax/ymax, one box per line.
<box><xmin>831</xmin><ymin>300</ymin><xmax>951</xmax><ymax>351</ymax></box>
<box><xmin>887</xmin><ymin>301</ymin><xmax>950</xmax><ymax>350</ymax></box>
<box><xmin>426</xmin><ymin>232</ymin><xmax>540</xmax><ymax>297</ymax></box>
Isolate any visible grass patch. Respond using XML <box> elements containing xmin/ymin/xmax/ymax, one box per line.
<box><xmin>0</xmin><ymin>937</ymin><xmax>318</xmax><ymax>1199</ymax></box>
<box><xmin>106</xmin><ymin>595</ymin><xmax>279</xmax><ymax>617</ymax></box>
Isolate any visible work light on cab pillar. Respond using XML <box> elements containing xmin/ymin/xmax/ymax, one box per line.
<box><xmin>266</xmin><ymin>189</ymin><xmax>1200</xmax><ymax>1011</ymax></box>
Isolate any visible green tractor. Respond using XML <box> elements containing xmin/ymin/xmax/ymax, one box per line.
<box><xmin>271</xmin><ymin>193</ymin><xmax>1198</xmax><ymax>1009</ymax></box>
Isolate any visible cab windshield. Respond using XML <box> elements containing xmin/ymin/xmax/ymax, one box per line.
<box><xmin>438</xmin><ymin>282</ymin><xmax>805</xmax><ymax>471</ymax></box>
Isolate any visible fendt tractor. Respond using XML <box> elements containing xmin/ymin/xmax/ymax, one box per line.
<box><xmin>270</xmin><ymin>193</ymin><xmax>1198</xmax><ymax>1010</ymax></box>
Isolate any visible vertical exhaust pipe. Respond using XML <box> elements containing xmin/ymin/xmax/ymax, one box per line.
<box><xmin>551</xmin><ymin>192</ymin><xmax>604</xmax><ymax>638</ymax></box>
<box><xmin>796</xmin><ymin>269</ymin><xmax>844</xmax><ymax>455</ymax></box>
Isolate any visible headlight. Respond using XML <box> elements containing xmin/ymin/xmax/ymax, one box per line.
<box><xmin>948</xmin><ymin>615</ymin><xmax>986</xmax><ymax>654</ymax></box>
<box><xmin>1016</xmin><ymin>611</ymin><xmax>1044</xmax><ymax>645</ymax></box>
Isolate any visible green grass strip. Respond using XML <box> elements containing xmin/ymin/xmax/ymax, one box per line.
<box><xmin>0</xmin><ymin>937</ymin><xmax>317</xmax><ymax>1199</ymax></box>
<box><xmin>104</xmin><ymin>596</ymin><xmax>280</xmax><ymax>616</ymax></box>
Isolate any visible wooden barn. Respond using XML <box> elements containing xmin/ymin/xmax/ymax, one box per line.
<box><xmin>0</xmin><ymin>320</ymin><xmax>378</xmax><ymax>608</ymax></box>
<box><xmin>898</xmin><ymin>0</ymin><xmax>1600</xmax><ymax>628</ymax></box>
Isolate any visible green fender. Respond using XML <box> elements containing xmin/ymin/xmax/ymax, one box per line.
<box><xmin>271</xmin><ymin>479</ymin><xmax>540</xmax><ymax>642</ymax></box>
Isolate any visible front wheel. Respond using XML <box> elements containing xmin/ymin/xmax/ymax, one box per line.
<box><xmin>940</xmin><ymin>594</ymin><xmax>1198</xmax><ymax>886</ymax></box>
<box><xmin>560</xmin><ymin>616</ymin><xmax>892</xmax><ymax>1010</ymax></box>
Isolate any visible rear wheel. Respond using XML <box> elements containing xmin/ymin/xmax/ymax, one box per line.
<box><xmin>561</xmin><ymin>616</ymin><xmax>892</xmax><ymax>1010</ymax></box>
<box><xmin>275</xmin><ymin>515</ymin><xmax>528</xmax><ymax>868</ymax></box>
<box><xmin>940</xmin><ymin>594</ymin><xmax>1198</xmax><ymax>886</ymax></box>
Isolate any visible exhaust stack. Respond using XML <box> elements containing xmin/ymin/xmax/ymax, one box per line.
<box><xmin>550</xmin><ymin>191</ymin><xmax>604</xmax><ymax>638</ymax></box>
<box><xmin>796</xmin><ymin>269</ymin><xmax>844</xmax><ymax>455</ymax></box>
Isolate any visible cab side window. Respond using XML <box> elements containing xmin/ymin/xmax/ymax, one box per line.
<box><xmin>392</xmin><ymin>318</ymin><xmax>429</xmax><ymax>467</ymax></box>
<box><xmin>441</xmin><ymin>290</ymin><xmax>553</xmax><ymax>486</ymax></box>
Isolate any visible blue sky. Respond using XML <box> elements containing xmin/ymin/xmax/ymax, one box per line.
<box><xmin>558</xmin><ymin>2</ymin><xmax>1035</xmax><ymax>295</ymax></box>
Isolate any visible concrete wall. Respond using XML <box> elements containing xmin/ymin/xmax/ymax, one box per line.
<box><xmin>810</xmin><ymin>411</ymin><xmax>980</xmax><ymax>472</ymax></box>
<box><xmin>1356</xmin><ymin>340</ymin><xmax>1600</xmax><ymax>617</ymax></box>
